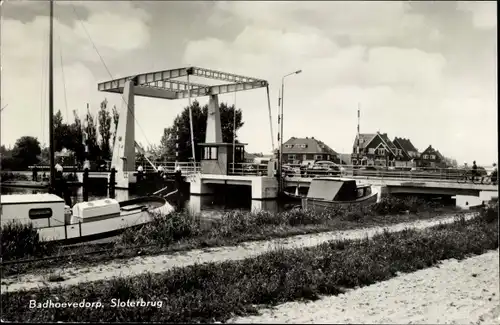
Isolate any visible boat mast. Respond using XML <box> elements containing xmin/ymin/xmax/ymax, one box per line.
<box><xmin>48</xmin><ymin>0</ymin><xmax>56</xmax><ymax>187</ymax></box>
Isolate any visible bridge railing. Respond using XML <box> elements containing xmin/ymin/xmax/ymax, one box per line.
<box><xmin>228</xmin><ymin>163</ymin><xmax>270</xmax><ymax>176</ymax></box>
<box><xmin>227</xmin><ymin>163</ymin><xmax>496</xmax><ymax>183</ymax></box>
<box><xmin>135</xmin><ymin>161</ymin><xmax>201</xmax><ymax>174</ymax></box>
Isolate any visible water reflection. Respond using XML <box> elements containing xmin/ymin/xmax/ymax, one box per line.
<box><xmin>0</xmin><ymin>186</ymin><xmax>285</xmax><ymax>219</ymax></box>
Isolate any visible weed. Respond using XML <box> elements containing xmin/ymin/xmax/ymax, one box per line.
<box><xmin>1</xmin><ymin>204</ymin><xmax>496</xmax><ymax>323</ymax></box>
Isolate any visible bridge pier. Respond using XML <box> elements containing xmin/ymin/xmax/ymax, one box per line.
<box><xmin>110</xmin><ymin>79</ymin><xmax>137</xmax><ymax>189</ymax></box>
<box><xmin>189</xmin><ymin>175</ymin><xmax>278</xmax><ymax>200</ymax></box>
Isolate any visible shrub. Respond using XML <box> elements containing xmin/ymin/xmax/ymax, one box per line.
<box><xmin>2</xmin><ymin>205</ymin><xmax>496</xmax><ymax>323</ymax></box>
<box><xmin>119</xmin><ymin>212</ymin><xmax>201</xmax><ymax>246</ymax></box>
<box><xmin>0</xmin><ymin>221</ymin><xmax>51</xmax><ymax>261</ymax></box>
<box><xmin>0</xmin><ymin>194</ymin><xmax>451</xmax><ymax>277</ymax></box>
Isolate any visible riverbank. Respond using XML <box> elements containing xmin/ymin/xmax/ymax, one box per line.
<box><xmin>0</xmin><ymin>196</ymin><xmax>454</xmax><ymax>277</ymax></box>
<box><xmin>1</xmin><ymin>206</ymin><xmax>496</xmax><ymax>322</ymax></box>
<box><xmin>1</xmin><ymin>211</ymin><xmax>476</xmax><ymax>293</ymax></box>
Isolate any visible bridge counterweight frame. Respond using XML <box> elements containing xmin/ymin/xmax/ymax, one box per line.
<box><xmin>97</xmin><ymin>66</ymin><xmax>269</xmax><ymax>100</ymax></box>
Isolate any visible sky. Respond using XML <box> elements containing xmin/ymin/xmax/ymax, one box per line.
<box><xmin>0</xmin><ymin>1</ymin><xmax>497</xmax><ymax>165</ymax></box>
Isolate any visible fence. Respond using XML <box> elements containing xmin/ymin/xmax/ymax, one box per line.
<box><xmin>228</xmin><ymin>163</ymin><xmax>496</xmax><ymax>182</ymax></box>
<box><xmin>15</xmin><ymin>162</ymin><xmax>496</xmax><ymax>183</ymax></box>
<box><xmin>135</xmin><ymin>161</ymin><xmax>201</xmax><ymax>174</ymax></box>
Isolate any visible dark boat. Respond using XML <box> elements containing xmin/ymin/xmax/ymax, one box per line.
<box><xmin>283</xmin><ymin>190</ymin><xmax>304</xmax><ymax>202</ymax></box>
<box><xmin>301</xmin><ymin>177</ymin><xmax>377</xmax><ymax>212</ymax></box>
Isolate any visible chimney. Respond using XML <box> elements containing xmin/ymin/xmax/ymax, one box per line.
<box><xmin>311</xmin><ymin>136</ymin><xmax>315</xmax><ymax>139</ymax></box>
<box><xmin>383</xmin><ymin>133</ymin><xmax>387</xmax><ymax>138</ymax></box>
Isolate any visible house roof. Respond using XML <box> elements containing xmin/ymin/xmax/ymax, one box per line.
<box><xmin>352</xmin><ymin>133</ymin><xmax>377</xmax><ymax>149</ymax></box>
<box><xmin>393</xmin><ymin>137</ymin><xmax>419</xmax><ymax>153</ymax></box>
<box><xmin>377</xmin><ymin>133</ymin><xmax>398</xmax><ymax>153</ymax></box>
<box><xmin>422</xmin><ymin>145</ymin><xmax>445</xmax><ymax>159</ymax></box>
<box><xmin>283</xmin><ymin>137</ymin><xmax>338</xmax><ymax>155</ymax></box>
<box><xmin>435</xmin><ymin>150</ymin><xmax>445</xmax><ymax>160</ymax></box>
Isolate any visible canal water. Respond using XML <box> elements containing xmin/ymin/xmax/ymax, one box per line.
<box><xmin>0</xmin><ymin>185</ymin><xmax>287</xmax><ymax>218</ymax></box>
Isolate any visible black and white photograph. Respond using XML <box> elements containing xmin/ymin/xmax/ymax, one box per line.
<box><xmin>0</xmin><ymin>0</ymin><xmax>498</xmax><ymax>323</ymax></box>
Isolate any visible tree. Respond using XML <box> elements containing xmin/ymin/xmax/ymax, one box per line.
<box><xmin>111</xmin><ymin>105</ymin><xmax>120</xmax><ymax>148</ymax></box>
<box><xmin>84</xmin><ymin>107</ymin><xmax>101</xmax><ymax>161</ymax></box>
<box><xmin>11</xmin><ymin>136</ymin><xmax>41</xmax><ymax>168</ymax></box>
<box><xmin>52</xmin><ymin>110</ymin><xmax>85</xmax><ymax>165</ymax></box>
<box><xmin>70</xmin><ymin>110</ymin><xmax>85</xmax><ymax>164</ymax></box>
<box><xmin>53</xmin><ymin>110</ymin><xmax>66</xmax><ymax>152</ymax></box>
<box><xmin>159</xmin><ymin>100</ymin><xmax>244</xmax><ymax>161</ymax></box>
<box><xmin>159</xmin><ymin>127</ymin><xmax>176</xmax><ymax>160</ymax></box>
<box><xmin>98</xmin><ymin>99</ymin><xmax>112</xmax><ymax>160</ymax></box>
<box><xmin>0</xmin><ymin>145</ymin><xmax>17</xmax><ymax>170</ymax></box>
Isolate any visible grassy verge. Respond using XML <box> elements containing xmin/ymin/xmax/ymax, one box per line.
<box><xmin>1</xmin><ymin>197</ymin><xmax>456</xmax><ymax>276</ymax></box>
<box><xmin>1</xmin><ymin>203</ymin><xmax>497</xmax><ymax>322</ymax></box>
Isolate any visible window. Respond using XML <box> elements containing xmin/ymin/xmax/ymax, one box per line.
<box><xmin>377</xmin><ymin>148</ymin><xmax>385</xmax><ymax>155</ymax></box>
<box><xmin>299</xmin><ymin>144</ymin><xmax>307</xmax><ymax>149</ymax></box>
<box><xmin>327</xmin><ymin>155</ymin><xmax>330</xmax><ymax>160</ymax></box>
<box><xmin>368</xmin><ymin>148</ymin><xmax>375</xmax><ymax>154</ymax></box>
<box><xmin>423</xmin><ymin>154</ymin><xmax>429</xmax><ymax>159</ymax></box>
<box><xmin>397</xmin><ymin>149</ymin><xmax>402</xmax><ymax>156</ymax></box>
<box><xmin>29</xmin><ymin>208</ymin><xmax>53</xmax><ymax>220</ymax></box>
<box><xmin>234</xmin><ymin>146</ymin><xmax>244</xmax><ymax>162</ymax></box>
<box><xmin>430</xmin><ymin>154</ymin><xmax>436</xmax><ymax>160</ymax></box>
<box><xmin>288</xmin><ymin>154</ymin><xmax>296</xmax><ymax>161</ymax></box>
<box><xmin>203</xmin><ymin>146</ymin><xmax>218</xmax><ymax>160</ymax></box>
<box><xmin>314</xmin><ymin>155</ymin><xmax>322</xmax><ymax>160</ymax></box>
<box><xmin>284</xmin><ymin>144</ymin><xmax>293</xmax><ymax>149</ymax></box>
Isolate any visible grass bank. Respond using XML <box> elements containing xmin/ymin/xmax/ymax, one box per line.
<box><xmin>1</xmin><ymin>204</ymin><xmax>497</xmax><ymax>323</ymax></box>
<box><xmin>1</xmin><ymin>196</ymin><xmax>455</xmax><ymax>276</ymax></box>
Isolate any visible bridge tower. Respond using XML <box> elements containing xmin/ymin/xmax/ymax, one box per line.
<box><xmin>98</xmin><ymin>67</ymin><xmax>273</xmax><ymax>189</ymax></box>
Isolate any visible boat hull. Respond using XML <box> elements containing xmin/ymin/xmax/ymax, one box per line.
<box><xmin>38</xmin><ymin>196</ymin><xmax>173</xmax><ymax>244</ymax></box>
<box><xmin>301</xmin><ymin>192</ymin><xmax>378</xmax><ymax>213</ymax></box>
<box><xmin>283</xmin><ymin>191</ymin><xmax>304</xmax><ymax>202</ymax></box>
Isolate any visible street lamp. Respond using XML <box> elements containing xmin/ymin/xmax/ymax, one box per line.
<box><xmin>278</xmin><ymin>69</ymin><xmax>302</xmax><ymax>193</ymax></box>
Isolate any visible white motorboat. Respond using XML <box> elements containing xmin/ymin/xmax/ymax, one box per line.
<box><xmin>0</xmin><ymin>193</ymin><xmax>174</xmax><ymax>244</ymax></box>
<box><xmin>0</xmin><ymin>0</ymin><xmax>178</xmax><ymax>245</ymax></box>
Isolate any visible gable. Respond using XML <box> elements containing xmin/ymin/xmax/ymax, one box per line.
<box><xmin>353</xmin><ymin>133</ymin><xmax>377</xmax><ymax>149</ymax></box>
<box><xmin>421</xmin><ymin>146</ymin><xmax>437</xmax><ymax>155</ymax></box>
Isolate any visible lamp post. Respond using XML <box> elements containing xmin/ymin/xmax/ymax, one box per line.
<box><xmin>278</xmin><ymin>69</ymin><xmax>302</xmax><ymax>194</ymax></box>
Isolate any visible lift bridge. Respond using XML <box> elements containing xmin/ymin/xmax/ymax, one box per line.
<box><xmin>98</xmin><ymin>66</ymin><xmax>278</xmax><ymax>198</ymax></box>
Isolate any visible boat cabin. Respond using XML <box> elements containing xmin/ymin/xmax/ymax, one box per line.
<box><xmin>0</xmin><ymin>194</ymin><xmax>67</xmax><ymax>228</ymax></box>
<box><xmin>307</xmin><ymin>178</ymin><xmax>369</xmax><ymax>201</ymax></box>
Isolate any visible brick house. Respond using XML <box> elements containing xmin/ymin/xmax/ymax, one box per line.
<box><xmin>419</xmin><ymin>145</ymin><xmax>447</xmax><ymax>168</ymax></box>
<box><xmin>351</xmin><ymin>132</ymin><xmax>409</xmax><ymax>167</ymax></box>
<box><xmin>282</xmin><ymin>137</ymin><xmax>340</xmax><ymax>164</ymax></box>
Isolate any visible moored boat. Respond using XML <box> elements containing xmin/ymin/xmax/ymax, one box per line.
<box><xmin>283</xmin><ymin>190</ymin><xmax>303</xmax><ymax>202</ymax></box>
<box><xmin>0</xmin><ymin>193</ymin><xmax>175</xmax><ymax>244</ymax></box>
<box><xmin>301</xmin><ymin>177</ymin><xmax>377</xmax><ymax>212</ymax></box>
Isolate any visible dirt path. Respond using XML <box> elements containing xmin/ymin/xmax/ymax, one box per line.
<box><xmin>230</xmin><ymin>250</ymin><xmax>499</xmax><ymax>324</ymax></box>
<box><xmin>1</xmin><ymin>213</ymin><xmax>476</xmax><ymax>294</ymax></box>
